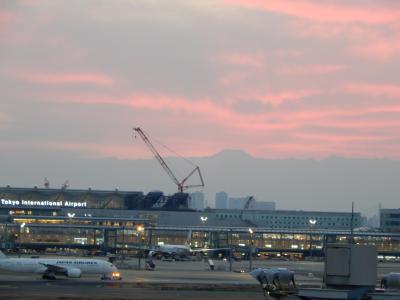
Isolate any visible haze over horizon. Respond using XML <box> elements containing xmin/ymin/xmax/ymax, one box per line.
<box><xmin>1</xmin><ymin>1</ymin><xmax>400</xmax><ymax>216</ymax></box>
<box><xmin>0</xmin><ymin>147</ymin><xmax>398</xmax><ymax>217</ymax></box>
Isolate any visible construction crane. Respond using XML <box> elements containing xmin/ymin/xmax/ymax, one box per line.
<box><xmin>239</xmin><ymin>196</ymin><xmax>255</xmax><ymax>219</ymax></box>
<box><xmin>239</xmin><ymin>196</ymin><xmax>257</xmax><ymax>227</ymax></box>
<box><xmin>133</xmin><ymin>127</ymin><xmax>205</xmax><ymax>193</ymax></box>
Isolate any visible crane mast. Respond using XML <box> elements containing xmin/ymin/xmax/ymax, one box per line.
<box><xmin>133</xmin><ymin>127</ymin><xmax>204</xmax><ymax>193</ymax></box>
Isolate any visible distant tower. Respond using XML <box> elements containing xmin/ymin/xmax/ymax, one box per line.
<box><xmin>61</xmin><ymin>179</ymin><xmax>70</xmax><ymax>190</ymax></box>
<box><xmin>44</xmin><ymin>177</ymin><xmax>50</xmax><ymax>189</ymax></box>
<box><xmin>215</xmin><ymin>192</ymin><xmax>228</xmax><ymax>209</ymax></box>
<box><xmin>189</xmin><ymin>192</ymin><xmax>205</xmax><ymax>211</ymax></box>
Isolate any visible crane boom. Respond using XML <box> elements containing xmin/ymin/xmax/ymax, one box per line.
<box><xmin>239</xmin><ymin>196</ymin><xmax>254</xmax><ymax>220</ymax></box>
<box><xmin>133</xmin><ymin>127</ymin><xmax>204</xmax><ymax>193</ymax></box>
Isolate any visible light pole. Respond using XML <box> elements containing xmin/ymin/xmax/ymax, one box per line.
<box><xmin>229</xmin><ymin>229</ymin><xmax>233</xmax><ymax>272</ymax></box>
<box><xmin>308</xmin><ymin>219</ymin><xmax>316</xmax><ymax>258</ymax></box>
<box><xmin>248</xmin><ymin>228</ymin><xmax>254</xmax><ymax>271</ymax></box>
<box><xmin>18</xmin><ymin>223</ymin><xmax>26</xmax><ymax>257</ymax></box>
<box><xmin>200</xmin><ymin>216</ymin><xmax>208</xmax><ymax>248</ymax></box>
<box><xmin>137</xmin><ymin>225</ymin><xmax>144</xmax><ymax>270</ymax></box>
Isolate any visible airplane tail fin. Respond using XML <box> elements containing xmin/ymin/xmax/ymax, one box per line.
<box><xmin>0</xmin><ymin>250</ymin><xmax>6</xmax><ymax>259</ymax></box>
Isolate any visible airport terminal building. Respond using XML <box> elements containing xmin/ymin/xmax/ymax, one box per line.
<box><xmin>0</xmin><ymin>186</ymin><xmax>399</xmax><ymax>257</ymax></box>
<box><xmin>381</xmin><ymin>209</ymin><xmax>400</xmax><ymax>232</ymax></box>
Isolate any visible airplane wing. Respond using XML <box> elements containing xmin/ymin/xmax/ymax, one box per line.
<box><xmin>39</xmin><ymin>263</ymin><xmax>68</xmax><ymax>274</ymax></box>
<box><xmin>40</xmin><ymin>263</ymin><xmax>66</xmax><ymax>272</ymax></box>
<box><xmin>191</xmin><ymin>247</ymin><xmax>232</xmax><ymax>253</ymax></box>
<box><xmin>39</xmin><ymin>263</ymin><xmax>82</xmax><ymax>278</ymax></box>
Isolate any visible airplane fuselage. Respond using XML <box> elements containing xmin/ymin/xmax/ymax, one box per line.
<box><xmin>158</xmin><ymin>245</ymin><xmax>190</xmax><ymax>254</ymax></box>
<box><xmin>0</xmin><ymin>258</ymin><xmax>116</xmax><ymax>275</ymax></box>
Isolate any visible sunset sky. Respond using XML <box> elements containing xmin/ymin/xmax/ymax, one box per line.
<box><xmin>1</xmin><ymin>0</ymin><xmax>400</xmax><ymax>160</ymax></box>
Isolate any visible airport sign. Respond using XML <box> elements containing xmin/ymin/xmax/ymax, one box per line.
<box><xmin>0</xmin><ymin>198</ymin><xmax>87</xmax><ymax>208</ymax></box>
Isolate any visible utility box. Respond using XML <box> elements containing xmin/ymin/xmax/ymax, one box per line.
<box><xmin>324</xmin><ymin>243</ymin><xmax>377</xmax><ymax>288</ymax></box>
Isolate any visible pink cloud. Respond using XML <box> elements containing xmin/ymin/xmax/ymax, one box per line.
<box><xmin>38</xmin><ymin>92</ymin><xmax>300</xmax><ymax>132</ymax></box>
<box><xmin>287</xmin><ymin>19</ymin><xmax>378</xmax><ymax>40</ymax></box>
<box><xmin>0</xmin><ymin>140</ymin><xmax>150</xmax><ymax>160</ymax></box>
<box><xmin>0</xmin><ymin>112</ymin><xmax>11</xmax><ymax>128</ymax></box>
<box><xmin>0</xmin><ymin>11</ymin><xmax>17</xmax><ymax>27</ymax></box>
<box><xmin>349</xmin><ymin>39</ymin><xmax>400</xmax><ymax>62</ymax></box>
<box><xmin>294</xmin><ymin>132</ymin><xmax>392</xmax><ymax>143</ymax></box>
<box><xmin>224</xmin><ymin>0</ymin><xmax>400</xmax><ymax>24</ymax></box>
<box><xmin>215</xmin><ymin>52</ymin><xmax>265</xmax><ymax>68</ymax></box>
<box><xmin>2</xmin><ymin>3</ymin><xmax>400</xmax><ymax>160</ymax></box>
<box><xmin>41</xmin><ymin>90</ymin><xmax>400</xmax><ymax>139</ymax></box>
<box><xmin>27</xmin><ymin>88</ymin><xmax>400</xmax><ymax>159</ymax></box>
<box><xmin>17</xmin><ymin>71</ymin><xmax>114</xmax><ymax>86</ymax></box>
<box><xmin>278</xmin><ymin>64</ymin><xmax>347</xmax><ymax>76</ymax></box>
<box><xmin>258</xmin><ymin>89</ymin><xmax>321</xmax><ymax>106</ymax></box>
<box><xmin>219</xmin><ymin>72</ymin><xmax>249</xmax><ymax>86</ymax></box>
<box><xmin>343</xmin><ymin>83</ymin><xmax>400</xmax><ymax>98</ymax></box>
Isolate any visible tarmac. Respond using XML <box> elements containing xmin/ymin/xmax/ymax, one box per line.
<box><xmin>0</xmin><ymin>257</ymin><xmax>398</xmax><ymax>300</ymax></box>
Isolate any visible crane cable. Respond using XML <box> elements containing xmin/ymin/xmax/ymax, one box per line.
<box><xmin>135</xmin><ymin>128</ymin><xmax>197</xmax><ymax>167</ymax></box>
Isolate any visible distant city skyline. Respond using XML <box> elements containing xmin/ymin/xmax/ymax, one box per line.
<box><xmin>0</xmin><ymin>149</ymin><xmax>395</xmax><ymax>217</ymax></box>
<box><xmin>188</xmin><ymin>191</ymin><xmax>277</xmax><ymax>210</ymax></box>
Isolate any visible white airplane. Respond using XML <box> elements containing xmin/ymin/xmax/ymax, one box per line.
<box><xmin>145</xmin><ymin>230</ymin><xmax>224</xmax><ymax>260</ymax></box>
<box><xmin>0</xmin><ymin>250</ymin><xmax>121</xmax><ymax>280</ymax></box>
<box><xmin>149</xmin><ymin>244</ymin><xmax>192</xmax><ymax>260</ymax></box>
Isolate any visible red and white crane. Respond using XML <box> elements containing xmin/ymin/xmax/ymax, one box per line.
<box><xmin>133</xmin><ymin>127</ymin><xmax>205</xmax><ymax>193</ymax></box>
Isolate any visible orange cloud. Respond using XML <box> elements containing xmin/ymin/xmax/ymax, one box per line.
<box><xmin>224</xmin><ymin>0</ymin><xmax>400</xmax><ymax>24</ymax></box>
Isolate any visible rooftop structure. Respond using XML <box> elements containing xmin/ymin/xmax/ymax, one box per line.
<box><xmin>0</xmin><ymin>186</ymin><xmax>191</xmax><ymax>211</ymax></box>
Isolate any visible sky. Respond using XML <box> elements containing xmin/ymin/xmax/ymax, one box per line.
<box><xmin>1</xmin><ymin>0</ymin><xmax>400</xmax><ymax>160</ymax></box>
<box><xmin>0</xmin><ymin>1</ymin><xmax>400</xmax><ymax>214</ymax></box>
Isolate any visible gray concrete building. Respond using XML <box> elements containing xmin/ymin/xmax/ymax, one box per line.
<box><xmin>215</xmin><ymin>192</ymin><xmax>228</xmax><ymax>209</ymax></box>
<box><xmin>229</xmin><ymin>197</ymin><xmax>249</xmax><ymax>209</ymax></box>
<box><xmin>380</xmin><ymin>209</ymin><xmax>400</xmax><ymax>232</ymax></box>
<box><xmin>252</xmin><ymin>201</ymin><xmax>276</xmax><ymax>210</ymax></box>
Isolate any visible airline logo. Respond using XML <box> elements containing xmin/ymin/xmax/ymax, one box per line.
<box><xmin>56</xmin><ymin>260</ymin><xmax>99</xmax><ymax>265</ymax></box>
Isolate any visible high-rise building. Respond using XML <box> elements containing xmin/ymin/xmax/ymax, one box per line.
<box><xmin>215</xmin><ymin>192</ymin><xmax>228</xmax><ymax>209</ymax></box>
<box><xmin>189</xmin><ymin>192</ymin><xmax>205</xmax><ymax>211</ymax></box>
